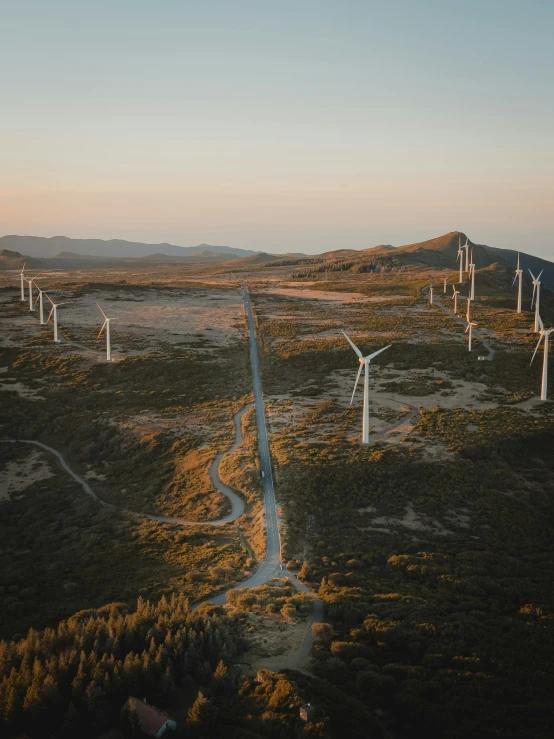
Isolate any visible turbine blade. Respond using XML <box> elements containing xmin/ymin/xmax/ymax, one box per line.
<box><xmin>538</xmin><ymin>315</ymin><xmax>544</xmax><ymax>331</ymax></box>
<box><xmin>517</xmin><ymin>252</ymin><xmax>520</xmax><ymax>270</ymax></box>
<box><xmin>47</xmin><ymin>306</ymin><xmax>54</xmax><ymax>324</ymax></box>
<box><xmin>96</xmin><ymin>302</ymin><xmax>108</xmax><ymax>320</ymax></box>
<box><xmin>365</xmin><ymin>344</ymin><xmax>392</xmax><ymax>361</ymax></box>
<box><xmin>531</xmin><ymin>282</ymin><xmax>537</xmax><ymax>308</ymax></box>
<box><xmin>538</xmin><ymin>270</ymin><xmax>543</xmax><ymax>280</ymax></box>
<box><xmin>512</xmin><ymin>273</ymin><xmax>517</xmax><ymax>286</ymax></box>
<box><xmin>529</xmin><ymin>269</ymin><xmax>536</xmax><ymax>281</ymax></box>
<box><xmin>530</xmin><ymin>335</ymin><xmax>544</xmax><ymax>365</ymax></box>
<box><xmin>341</xmin><ymin>330</ymin><xmax>362</xmax><ymax>358</ymax></box>
<box><xmin>97</xmin><ymin>321</ymin><xmax>107</xmax><ymax>339</ymax></box>
<box><xmin>350</xmin><ymin>364</ymin><xmax>363</xmax><ymax>405</ymax></box>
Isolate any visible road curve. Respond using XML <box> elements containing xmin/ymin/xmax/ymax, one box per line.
<box><xmin>1</xmin><ymin>403</ymin><xmax>252</xmax><ymax>527</ymax></box>
<box><xmin>207</xmin><ymin>282</ymin><xmax>283</xmax><ymax>603</ymax></box>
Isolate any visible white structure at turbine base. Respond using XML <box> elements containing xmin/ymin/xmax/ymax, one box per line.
<box><xmin>97</xmin><ymin>302</ymin><xmax>115</xmax><ymax>361</ymax></box>
<box><xmin>19</xmin><ymin>262</ymin><xmax>26</xmax><ymax>301</ymax></box>
<box><xmin>513</xmin><ymin>252</ymin><xmax>523</xmax><ymax>314</ymax></box>
<box><xmin>530</xmin><ymin>269</ymin><xmax>543</xmax><ymax>333</ymax></box>
<box><xmin>531</xmin><ymin>316</ymin><xmax>553</xmax><ymax>401</ymax></box>
<box><xmin>341</xmin><ymin>330</ymin><xmax>391</xmax><ymax>444</ymax></box>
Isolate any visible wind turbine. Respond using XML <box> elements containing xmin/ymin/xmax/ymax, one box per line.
<box><xmin>26</xmin><ymin>274</ymin><xmax>42</xmax><ymax>312</ymax></box>
<box><xmin>97</xmin><ymin>303</ymin><xmax>115</xmax><ymax>361</ymax></box>
<box><xmin>513</xmin><ymin>252</ymin><xmax>523</xmax><ymax>314</ymax></box>
<box><xmin>469</xmin><ymin>250</ymin><xmax>476</xmax><ymax>301</ymax></box>
<box><xmin>529</xmin><ymin>269</ymin><xmax>543</xmax><ymax>332</ymax></box>
<box><xmin>341</xmin><ymin>331</ymin><xmax>391</xmax><ymax>444</ymax></box>
<box><xmin>45</xmin><ymin>294</ymin><xmax>66</xmax><ymax>343</ymax></box>
<box><xmin>443</xmin><ymin>276</ymin><xmax>448</xmax><ymax>293</ymax></box>
<box><xmin>34</xmin><ymin>283</ymin><xmax>47</xmax><ymax>324</ymax></box>
<box><xmin>19</xmin><ymin>262</ymin><xmax>26</xmax><ymax>301</ymax></box>
<box><xmin>429</xmin><ymin>286</ymin><xmax>434</xmax><ymax>305</ymax></box>
<box><xmin>531</xmin><ymin>316</ymin><xmax>553</xmax><ymax>401</ymax></box>
<box><xmin>452</xmin><ymin>284</ymin><xmax>460</xmax><ymax>314</ymax></box>
<box><xmin>464</xmin><ymin>238</ymin><xmax>470</xmax><ymax>273</ymax></box>
<box><xmin>456</xmin><ymin>238</ymin><xmax>463</xmax><ymax>283</ymax></box>
<box><xmin>464</xmin><ymin>300</ymin><xmax>477</xmax><ymax>352</ymax></box>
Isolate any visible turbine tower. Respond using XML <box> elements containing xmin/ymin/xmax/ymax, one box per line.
<box><xmin>34</xmin><ymin>284</ymin><xmax>47</xmax><ymax>324</ymax></box>
<box><xmin>443</xmin><ymin>276</ymin><xmax>448</xmax><ymax>293</ymax></box>
<box><xmin>513</xmin><ymin>252</ymin><xmax>523</xmax><ymax>314</ymax></box>
<box><xmin>341</xmin><ymin>330</ymin><xmax>391</xmax><ymax>444</ymax></box>
<box><xmin>27</xmin><ymin>275</ymin><xmax>41</xmax><ymax>312</ymax></box>
<box><xmin>97</xmin><ymin>303</ymin><xmax>114</xmax><ymax>361</ymax></box>
<box><xmin>429</xmin><ymin>286</ymin><xmax>434</xmax><ymax>305</ymax></box>
<box><xmin>456</xmin><ymin>238</ymin><xmax>463</xmax><ymax>283</ymax></box>
<box><xmin>464</xmin><ymin>300</ymin><xmax>477</xmax><ymax>352</ymax></box>
<box><xmin>452</xmin><ymin>284</ymin><xmax>460</xmax><ymax>314</ymax></box>
<box><xmin>464</xmin><ymin>238</ymin><xmax>470</xmax><ymax>273</ymax></box>
<box><xmin>19</xmin><ymin>262</ymin><xmax>26</xmax><ymax>301</ymax></box>
<box><xmin>531</xmin><ymin>316</ymin><xmax>553</xmax><ymax>401</ymax></box>
<box><xmin>45</xmin><ymin>294</ymin><xmax>66</xmax><ymax>343</ymax></box>
<box><xmin>469</xmin><ymin>250</ymin><xmax>476</xmax><ymax>301</ymax></box>
<box><xmin>529</xmin><ymin>269</ymin><xmax>543</xmax><ymax>333</ymax></box>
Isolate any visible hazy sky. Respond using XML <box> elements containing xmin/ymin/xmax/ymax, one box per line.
<box><xmin>1</xmin><ymin>1</ymin><xmax>553</xmax><ymax>256</ymax></box>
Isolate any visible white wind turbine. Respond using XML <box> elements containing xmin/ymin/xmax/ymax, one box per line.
<box><xmin>531</xmin><ymin>316</ymin><xmax>553</xmax><ymax>401</ymax></box>
<box><xmin>529</xmin><ymin>269</ymin><xmax>543</xmax><ymax>333</ymax></box>
<box><xmin>464</xmin><ymin>238</ymin><xmax>470</xmax><ymax>273</ymax></box>
<box><xmin>429</xmin><ymin>286</ymin><xmax>434</xmax><ymax>304</ymax></box>
<box><xmin>45</xmin><ymin>294</ymin><xmax>66</xmax><ymax>343</ymax></box>
<box><xmin>26</xmin><ymin>274</ymin><xmax>42</xmax><ymax>312</ymax></box>
<box><xmin>342</xmin><ymin>331</ymin><xmax>391</xmax><ymax>444</ymax></box>
<box><xmin>469</xmin><ymin>250</ymin><xmax>476</xmax><ymax>301</ymax></box>
<box><xmin>513</xmin><ymin>252</ymin><xmax>523</xmax><ymax>314</ymax></box>
<box><xmin>19</xmin><ymin>262</ymin><xmax>26</xmax><ymax>301</ymax></box>
<box><xmin>456</xmin><ymin>238</ymin><xmax>464</xmax><ymax>283</ymax></box>
<box><xmin>464</xmin><ymin>299</ymin><xmax>477</xmax><ymax>352</ymax></box>
<box><xmin>452</xmin><ymin>284</ymin><xmax>460</xmax><ymax>314</ymax></box>
<box><xmin>443</xmin><ymin>276</ymin><xmax>448</xmax><ymax>293</ymax></box>
<box><xmin>34</xmin><ymin>283</ymin><xmax>47</xmax><ymax>324</ymax></box>
<box><xmin>97</xmin><ymin>303</ymin><xmax>115</xmax><ymax>361</ymax></box>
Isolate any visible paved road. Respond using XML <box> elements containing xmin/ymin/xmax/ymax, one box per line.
<box><xmin>208</xmin><ymin>282</ymin><xmax>282</xmax><ymax>603</ymax></box>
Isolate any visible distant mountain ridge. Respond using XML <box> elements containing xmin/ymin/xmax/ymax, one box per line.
<box><xmin>0</xmin><ymin>235</ymin><xmax>260</xmax><ymax>260</ymax></box>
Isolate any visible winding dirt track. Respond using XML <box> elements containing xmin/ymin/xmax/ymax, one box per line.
<box><xmin>1</xmin><ymin>403</ymin><xmax>252</xmax><ymax>527</ymax></box>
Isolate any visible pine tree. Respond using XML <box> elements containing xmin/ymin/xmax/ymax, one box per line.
<box><xmin>188</xmin><ymin>690</ymin><xmax>215</xmax><ymax>725</ymax></box>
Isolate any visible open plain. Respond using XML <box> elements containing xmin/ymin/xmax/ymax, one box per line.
<box><xmin>1</xmin><ymin>233</ymin><xmax>554</xmax><ymax>738</ymax></box>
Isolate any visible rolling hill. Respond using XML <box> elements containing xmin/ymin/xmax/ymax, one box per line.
<box><xmin>0</xmin><ymin>235</ymin><xmax>260</xmax><ymax>260</ymax></box>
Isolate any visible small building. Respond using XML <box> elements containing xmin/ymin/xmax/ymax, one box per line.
<box><xmin>299</xmin><ymin>703</ymin><xmax>316</xmax><ymax>724</ymax></box>
<box><xmin>121</xmin><ymin>697</ymin><xmax>177</xmax><ymax>737</ymax></box>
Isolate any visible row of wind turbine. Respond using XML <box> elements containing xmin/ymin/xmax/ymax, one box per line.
<box><xmin>18</xmin><ymin>262</ymin><xmax>114</xmax><ymax>360</ymax></box>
